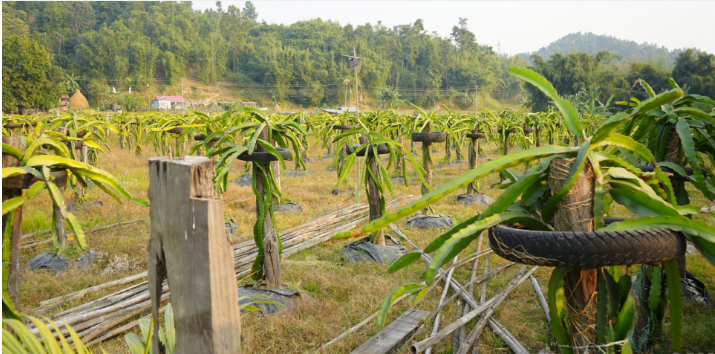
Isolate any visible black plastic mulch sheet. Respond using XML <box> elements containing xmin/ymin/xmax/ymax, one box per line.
<box><xmin>340</xmin><ymin>235</ymin><xmax>407</xmax><ymax>265</ymax></box>
<box><xmin>406</xmin><ymin>215</ymin><xmax>453</xmax><ymax>229</ymax></box>
<box><xmin>238</xmin><ymin>285</ymin><xmax>311</xmax><ymax>315</ymax></box>
<box><xmin>24</xmin><ymin>251</ymin><xmax>96</xmax><ymax>274</ymax></box>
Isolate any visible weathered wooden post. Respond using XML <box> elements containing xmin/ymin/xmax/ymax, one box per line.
<box><xmin>365</xmin><ymin>144</ymin><xmax>385</xmax><ymax>246</ymax></box>
<box><xmin>422</xmin><ymin>125</ymin><xmax>432</xmax><ymax>207</ymax></box>
<box><xmin>410</xmin><ymin>123</ymin><xmax>446</xmax><ymax>216</ymax></box>
<box><xmin>549</xmin><ymin>158</ymin><xmax>597</xmax><ymax>353</ymax></box>
<box><xmin>535</xmin><ymin>127</ymin><xmax>542</xmax><ymax>147</ymax></box>
<box><xmin>499</xmin><ymin>128</ymin><xmax>514</xmax><ymax>181</ymax></box>
<box><xmin>55</xmin><ymin>127</ymin><xmax>69</xmax><ymax>246</ymax></box>
<box><xmin>2</xmin><ymin>136</ymin><xmax>23</xmax><ymax>307</ymax></box>
<box><xmin>465</xmin><ymin>129</ymin><xmax>485</xmax><ymax>195</ymax></box>
<box><xmin>253</xmin><ymin>125</ymin><xmax>281</xmax><ymax>289</ymax></box>
<box><xmin>147</xmin><ymin>156</ymin><xmax>241</xmax><ymax>354</ymax></box>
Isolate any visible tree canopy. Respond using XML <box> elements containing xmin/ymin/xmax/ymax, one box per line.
<box><xmin>2</xmin><ymin>35</ymin><xmax>62</xmax><ymax>113</ymax></box>
<box><xmin>2</xmin><ymin>2</ymin><xmax>713</xmax><ymax>111</ymax></box>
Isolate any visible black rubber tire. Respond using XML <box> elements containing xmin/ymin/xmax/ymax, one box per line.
<box><xmin>411</xmin><ymin>132</ymin><xmax>446</xmax><ymax>143</ymax></box>
<box><xmin>76</xmin><ymin>130</ymin><xmax>88</xmax><ymax>138</ymax></box>
<box><xmin>193</xmin><ymin>134</ymin><xmax>219</xmax><ymax>143</ymax></box>
<box><xmin>333</xmin><ymin>124</ymin><xmax>355</xmax><ymax>131</ymax></box>
<box><xmin>4</xmin><ymin>123</ymin><xmax>22</xmax><ymax>129</ymax></box>
<box><xmin>166</xmin><ymin>127</ymin><xmax>184</xmax><ymax>134</ymax></box>
<box><xmin>523</xmin><ymin>128</ymin><xmax>535</xmax><ymax>134</ymax></box>
<box><xmin>637</xmin><ymin>165</ymin><xmax>703</xmax><ymax>181</ymax></box>
<box><xmin>466</xmin><ymin>133</ymin><xmax>486</xmax><ymax>140</ymax></box>
<box><xmin>488</xmin><ymin>224</ymin><xmax>685</xmax><ymax>267</ymax></box>
<box><xmin>346</xmin><ymin>144</ymin><xmax>390</xmax><ymax>156</ymax></box>
<box><xmin>497</xmin><ymin>128</ymin><xmax>516</xmax><ymax>134</ymax></box>
<box><xmin>238</xmin><ymin>147</ymin><xmax>292</xmax><ymax>162</ymax></box>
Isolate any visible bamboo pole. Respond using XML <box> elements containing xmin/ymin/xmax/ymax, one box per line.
<box><xmin>530</xmin><ymin>275</ymin><xmax>551</xmax><ymax>327</ymax></box>
<box><xmin>425</xmin><ymin>257</ymin><xmax>458</xmax><ymax>354</ymax></box>
<box><xmin>28</xmin><ymin>195</ymin><xmax>416</xmax><ymax>344</ymax></box>
<box><xmin>390</xmin><ymin>225</ymin><xmax>528</xmax><ymax>354</ymax></box>
<box><xmin>454</xmin><ymin>266</ymin><xmax>535</xmax><ymax>354</ymax></box>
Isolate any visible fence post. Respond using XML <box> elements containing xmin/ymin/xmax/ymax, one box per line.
<box><xmin>148</xmin><ymin>156</ymin><xmax>241</xmax><ymax>354</ymax></box>
<box><xmin>2</xmin><ymin>136</ymin><xmax>23</xmax><ymax>308</ymax></box>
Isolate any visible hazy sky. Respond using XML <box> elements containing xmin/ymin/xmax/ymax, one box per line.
<box><xmin>193</xmin><ymin>1</ymin><xmax>715</xmax><ymax>55</ymax></box>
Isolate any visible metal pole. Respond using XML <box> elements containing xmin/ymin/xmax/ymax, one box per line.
<box><xmin>354</xmin><ymin>47</ymin><xmax>359</xmax><ymax>118</ymax></box>
<box><xmin>475</xmin><ymin>85</ymin><xmax>478</xmax><ymax>113</ymax></box>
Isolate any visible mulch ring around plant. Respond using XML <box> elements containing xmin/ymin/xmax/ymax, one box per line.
<box><xmin>273</xmin><ymin>202</ymin><xmax>302</xmax><ymax>213</ymax></box>
<box><xmin>455</xmin><ymin>193</ymin><xmax>494</xmax><ymax>205</ymax></box>
<box><xmin>390</xmin><ymin>176</ymin><xmax>414</xmax><ymax>184</ymax></box>
<box><xmin>406</xmin><ymin>214</ymin><xmax>453</xmax><ymax>229</ymax></box>
<box><xmin>238</xmin><ymin>284</ymin><xmax>311</xmax><ymax>315</ymax></box>
<box><xmin>682</xmin><ymin>271</ymin><xmax>712</xmax><ymax>304</ymax></box>
<box><xmin>225</xmin><ymin>218</ymin><xmax>239</xmax><ymax>236</ymax></box>
<box><xmin>331</xmin><ymin>188</ymin><xmax>353</xmax><ymax>195</ymax></box>
<box><xmin>340</xmin><ymin>235</ymin><xmax>406</xmax><ymax>264</ymax></box>
<box><xmin>25</xmin><ymin>251</ymin><xmax>96</xmax><ymax>274</ymax></box>
<box><xmin>232</xmin><ymin>174</ymin><xmax>252</xmax><ymax>186</ymax></box>
<box><xmin>284</xmin><ymin>170</ymin><xmax>314</xmax><ymax>177</ymax></box>
<box><xmin>66</xmin><ymin>200</ymin><xmax>104</xmax><ymax>213</ymax></box>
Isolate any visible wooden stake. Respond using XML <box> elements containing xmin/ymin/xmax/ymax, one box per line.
<box><xmin>2</xmin><ymin>136</ymin><xmax>23</xmax><ymax>308</ymax></box>
<box><xmin>466</xmin><ymin>128</ymin><xmax>479</xmax><ymax>195</ymax></box>
<box><xmin>549</xmin><ymin>158</ymin><xmax>597</xmax><ymax>353</ymax></box>
<box><xmin>148</xmin><ymin>156</ymin><xmax>241</xmax><ymax>354</ymax></box>
<box><xmin>254</xmin><ymin>125</ymin><xmax>281</xmax><ymax>288</ymax></box>
<box><xmin>366</xmin><ymin>149</ymin><xmax>385</xmax><ymax>245</ymax></box>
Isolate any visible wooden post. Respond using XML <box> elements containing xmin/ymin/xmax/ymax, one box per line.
<box><xmin>662</xmin><ymin>126</ymin><xmax>686</xmax><ymax>276</ymax></box>
<box><xmin>366</xmin><ymin>147</ymin><xmax>385</xmax><ymax>245</ymax></box>
<box><xmin>56</xmin><ymin>128</ymin><xmax>68</xmax><ymax>246</ymax></box>
<box><xmin>549</xmin><ymin>158</ymin><xmax>597</xmax><ymax>353</ymax></box>
<box><xmin>2</xmin><ymin>136</ymin><xmax>23</xmax><ymax>308</ymax></box>
<box><xmin>175</xmin><ymin>136</ymin><xmax>181</xmax><ymax>157</ymax></box>
<box><xmin>467</xmin><ymin>127</ymin><xmax>479</xmax><ymax>195</ymax></box>
<box><xmin>254</xmin><ymin>126</ymin><xmax>281</xmax><ymax>289</ymax></box>
<box><xmin>273</xmin><ymin>141</ymin><xmax>281</xmax><ymax>190</ymax></box>
<box><xmin>148</xmin><ymin>156</ymin><xmax>241</xmax><ymax>354</ymax></box>
<box><xmin>535</xmin><ymin>127</ymin><xmax>542</xmax><ymax>147</ymax></box>
<box><xmin>444</xmin><ymin>133</ymin><xmax>451</xmax><ymax>164</ymax></box>
<box><xmin>74</xmin><ymin>142</ymin><xmax>87</xmax><ymax>203</ymax></box>
<box><xmin>500</xmin><ymin>129</ymin><xmax>511</xmax><ymax>182</ymax></box>
<box><xmin>421</xmin><ymin>123</ymin><xmax>432</xmax><ymax>215</ymax></box>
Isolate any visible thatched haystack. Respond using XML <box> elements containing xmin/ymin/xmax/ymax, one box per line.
<box><xmin>69</xmin><ymin>90</ymin><xmax>89</xmax><ymax>109</ymax></box>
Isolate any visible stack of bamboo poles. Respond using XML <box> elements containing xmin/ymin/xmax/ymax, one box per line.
<box><xmin>27</xmin><ymin>194</ymin><xmax>416</xmax><ymax>346</ymax></box>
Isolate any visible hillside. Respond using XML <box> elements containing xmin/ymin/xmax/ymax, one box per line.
<box><xmin>518</xmin><ymin>32</ymin><xmax>686</xmax><ymax>65</ymax></box>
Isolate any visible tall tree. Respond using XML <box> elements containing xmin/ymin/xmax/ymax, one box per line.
<box><xmin>2</xmin><ymin>35</ymin><xmax>61</xmax><ymax>112</ymax></box>
<box><xmin>672</xmin><ymin>49</ymin><xmax>715</xmax><ymax>97</ymax></box>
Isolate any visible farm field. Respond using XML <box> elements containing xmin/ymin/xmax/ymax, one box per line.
<box><xmin>13</xmin><ymin>134</ymin><xmax>715</xmax><ymax>353</ymax></box>
<box><xmin>3</xmin><ymin>69</ymin><xmax>715</xmax><ymax>354</ymax></box>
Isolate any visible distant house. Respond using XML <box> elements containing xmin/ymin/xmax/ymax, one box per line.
<box><xmin>322</xmin><ymin>106</ymin><xmax>360</xmax><ymax>114</ymax></box>
<box><xmin>151</xmin><ymin>96</ymin><xmax>185</xmax><ymax>110</ymax></box>
<box><xmin>242</xmin><ymin>102</ymin><xmax>257</xmax><ymax>108</ymax></box>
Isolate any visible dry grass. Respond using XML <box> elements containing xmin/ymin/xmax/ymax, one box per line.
<box><xmin>16</xmin><ymin>137</ymin><xmax>715</xmax><ymax>353</ymax></box>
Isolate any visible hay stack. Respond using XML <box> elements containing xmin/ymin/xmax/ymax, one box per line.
<box><xmin>69</xmin><ymin>90</ymin><xmax>89</xmax><ymax>109</ymax></box>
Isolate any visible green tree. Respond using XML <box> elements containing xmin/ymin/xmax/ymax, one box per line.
<box><xmin>1</xmin><ymin>3</ymin><xmax>29</xmax><ymax>36</ymax></box>
<box><xmin>243</xmin><ymin>1</ymin><xmax>257</xmax><ymax>20</ymax></box>
<box><xmin>2</xmin><ymin>35</ymin><xmax>61</xmax><ymax>113</ymax></box>
<box><xmin>672</xmin><ymin>49</ymin><xmax>715</xmax><ymax>97</ymax></box>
